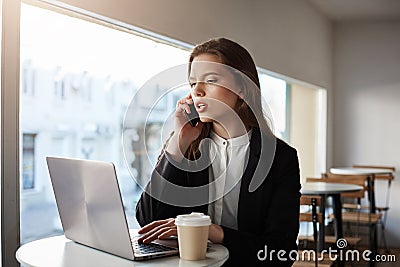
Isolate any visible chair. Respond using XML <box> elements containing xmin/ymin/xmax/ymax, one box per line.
<box><xmin>299</xmin><ymin>195</ymin><xmax>324</xmax><ymax>248</ymax></box>
<box><xmin>304</xmin><ymin>178</ymin><xmax>362</xmax><ymax>248</ymax></box>
<box><xmin>352</xmin><ymin>165</ymin><xmax>395</xmax><ymax>252</ymax></box>
<box><xmin>351</xmin><ymin>165</ymin><xmax>395</xmax><ymax>212</ymax></box>
<box><xmin>320</xmin><ymin>174</ymin><xmax>381</xmax><ymax>258</ymax></box>
<box><xmin>296</xmin><ymin>195</ymin><xmax>334</xmax><ymax>267</ymax></box>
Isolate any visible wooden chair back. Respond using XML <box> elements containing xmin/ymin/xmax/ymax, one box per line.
<box><xmin>299</xmin><ymin>195</ymin><xmax>324</xmax><ymax>224</ymax></box>
<box><xmin>352</xmin><ymin>164</ymin><xmax>395</xmax><ymax>181</ymax></box>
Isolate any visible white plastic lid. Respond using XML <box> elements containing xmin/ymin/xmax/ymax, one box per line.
<box><xmin>175</xmin><ymin>212</ymin><xmax>211</xmax><ymax>227</ymax></box>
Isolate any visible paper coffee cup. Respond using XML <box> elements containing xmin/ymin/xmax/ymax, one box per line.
<box><xmin>175</xmin><ymin>212</ymin><xmax>211</xmax><ymax>261</ymax></box>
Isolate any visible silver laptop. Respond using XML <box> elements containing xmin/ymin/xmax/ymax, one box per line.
<box><xmin>46</xmin><ymin>156</ymin><xmax>179</xmax><ymax>261</ymax></box>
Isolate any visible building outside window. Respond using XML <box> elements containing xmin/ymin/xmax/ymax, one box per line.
<box><xmin>21</xmin><ymin>60</ymin><xmax>35</xmax><ymax>96</ymax></box>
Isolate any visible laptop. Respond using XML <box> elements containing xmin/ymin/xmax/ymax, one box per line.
<box><xmin>46</xmin><ymin>156</ymin><xmax>179</xmax><ymax>261</ymax></box>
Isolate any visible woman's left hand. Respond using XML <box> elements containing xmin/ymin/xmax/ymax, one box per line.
<box><xmin>137</xmin><ymin>219</ymin><xmax>224</xmax><ymax>244</ymax></box>
<box><xmin>137</xmin><ymin>218</ymin><xmax>176</xmax><ymax>243</ymax></box>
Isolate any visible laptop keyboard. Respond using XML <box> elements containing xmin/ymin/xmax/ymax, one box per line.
<box><xmin>131</xmin><ymin>237</ymin><xmax>177</xmax><ymax>254</ymax></box>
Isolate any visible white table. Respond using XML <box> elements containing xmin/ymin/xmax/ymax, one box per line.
<box><xmin>302</xmin><ymin>182</ymin><xmax>364</xmax><ymax>195</ymax></box>
<box><xmin>301</xmin><ymin>182</ymin><xmax>363</xmax><ymax>253</ymax></box>
<box><xmin>16</xmin><ymin>235</ymin><xmax>229</xmax><ymax>267</ymax></box>
<box><xmin>330</xmin><ymin>167</ymin><xmax>393</xmax><ymax>176</ymax></box>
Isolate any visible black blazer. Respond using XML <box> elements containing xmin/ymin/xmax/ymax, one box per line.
<box><xmin>136</xmin><ymin>128</ymin><xmax>301</xmax><ymax>266</ymax></box>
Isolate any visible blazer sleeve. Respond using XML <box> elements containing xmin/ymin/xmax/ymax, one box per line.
<box><xmin>135</xmin><ymin>152</ymin><xmax>192</xmax><ymax>227</ymax></box>
<box><xmin>221</xmin><ymin>147</ymin><xmax>301</xmax><ymax>266</ymax></box>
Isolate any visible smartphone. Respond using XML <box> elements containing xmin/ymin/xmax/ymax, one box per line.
<box><xmin>184</xmin><ymin>103</ymin><xmax>200</xmax><ymax>127</ymax></box>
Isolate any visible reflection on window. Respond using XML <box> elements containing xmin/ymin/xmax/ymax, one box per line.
<box><xmin>22</xmin><ymin>133</ymin><xmax>36</xmax><ymax>190</ymax></box>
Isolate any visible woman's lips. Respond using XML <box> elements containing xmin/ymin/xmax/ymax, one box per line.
<box><xmin>194</xmin><ymin>101</ymin><xmax>208</xmax><ymax>113</ymax></box>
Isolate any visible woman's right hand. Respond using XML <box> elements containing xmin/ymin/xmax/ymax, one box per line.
<box><xmin>166</xmin><ymin>94</ymin><xmax>203</xmax><ymax>161</ymax></box>
<box><xmin>174</xmin><ymin>95</ymin><xmax>203</xmax><ymax>142</ymax></box>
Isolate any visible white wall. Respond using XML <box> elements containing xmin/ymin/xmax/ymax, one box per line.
<box><xmin>290</xmin><ymin>84</ymin><xmax>319</xmax><ymax>182</ymax></box>
<box><xmin>333</xmin><ymin>20</ymin><xmax>400</xmax><ymax>247</ymax></box>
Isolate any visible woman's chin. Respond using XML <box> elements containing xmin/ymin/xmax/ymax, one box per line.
<box><xmin>199</xmin><ymin>116</ymin><xmax>213</xmax><ymax>123</ymax></box>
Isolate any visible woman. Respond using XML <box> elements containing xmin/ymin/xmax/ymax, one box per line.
<box><xmin>136</xmin><ymin>38</ymin><xmax>301</xmax><ymax>266</ymax></box>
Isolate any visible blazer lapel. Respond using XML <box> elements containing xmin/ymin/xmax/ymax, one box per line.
<box><xmin>237</xmin><ymin>128</ymin><xmax>262</xmax><ymax>229</ymax></box>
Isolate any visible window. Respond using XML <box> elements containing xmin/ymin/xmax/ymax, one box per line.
<box><xmin>20</xmin><ymin>3</ymin><xmax>190</xmax><ymax>244</ymax></box>
<box><xmin>22</xmin><ymin>134</ymin><xmax>36</xmax><ymax>190</ymax></box>
<box><xmin>53</xmin><ymin>67</ymin><xmax>66</xmax><ymax>100</ymax></box>
<box><xmin>259</xmin><ymin>72</ymin><xmax>289</xmax><ymax>140</ymax></box>
<box><xmin>259</xmin><ymin>71</ymin><xmax>327</xmax><ymax>181</ymax></box>
<box><xmin>21</xmin><ymin>59</ymin><xmax>35</xmax><ymax>96</ymax></box>
<box><xmin>19</xmin><ymin>2</ymin><xmax>327</xmax><ymax>245</ymax></box>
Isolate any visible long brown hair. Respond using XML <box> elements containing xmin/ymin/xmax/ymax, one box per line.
<box><xmin>186</xmin><ymin>38</ymin><xmax>273</xmax><ymax>159</ymax></box>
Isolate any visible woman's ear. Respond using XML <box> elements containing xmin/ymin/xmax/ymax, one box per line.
<box><xmin>237</xmin><ymin>89</ymin><xmax>245</xmax><ymax>100</ymax></box>
<box><xmin>238</xmin><ymin>77</ymin><xmax>247</xmax><ymax>99</ymax></box>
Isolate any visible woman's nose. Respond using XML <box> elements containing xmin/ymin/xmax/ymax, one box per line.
<box><xmin>192</xmin><ymin>82</ymin><xmax>205</xmax><ymax>97</ymax></box>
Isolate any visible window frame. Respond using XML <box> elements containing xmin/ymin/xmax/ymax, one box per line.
<box><xmin>1</xmin><ymin>0</ymin><xmax>21</xmax><ymax>266</ymax></box>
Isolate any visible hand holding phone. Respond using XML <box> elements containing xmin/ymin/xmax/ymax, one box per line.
<box><xmin>184</xmin><ymin>103</ymin><xmax>200</xmax><ymax>127</ymax></box>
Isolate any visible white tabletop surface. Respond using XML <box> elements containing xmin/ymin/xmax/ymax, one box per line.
<box><xmin>330</xmin><ymin>167</ymin><xmax>393</xmax><ymax>175</ymax></box>
<box><xmin>16</xmin><ymin>235</ymin><xmax>229</xmax><ymax>267</ymax></box>
<box><xmin>301</xmin><ymin>182</ymin><xmax>363</xmax><ymax>195</ymax></box>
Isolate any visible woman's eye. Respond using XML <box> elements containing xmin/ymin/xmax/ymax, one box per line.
<box><xmin>206</xmin><ymin>79</ymin><xmax>217</xmax><ymax>84</ymax></box>
<box><xmin>190</xmin><ymin>82</ymin><xmax>197</xmax><ymax>88</ymax></box>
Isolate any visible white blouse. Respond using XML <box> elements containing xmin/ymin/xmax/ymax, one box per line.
<box><xmin>207</xmin><ymin>129</ymin><xmax>252</xmax><ymax>230</ymax></box>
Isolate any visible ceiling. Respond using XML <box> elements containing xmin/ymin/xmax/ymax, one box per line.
<box><xmin>308</xmin><ymin>0</ymin><xmax>400</xmax><ymax>21</ymax></box>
